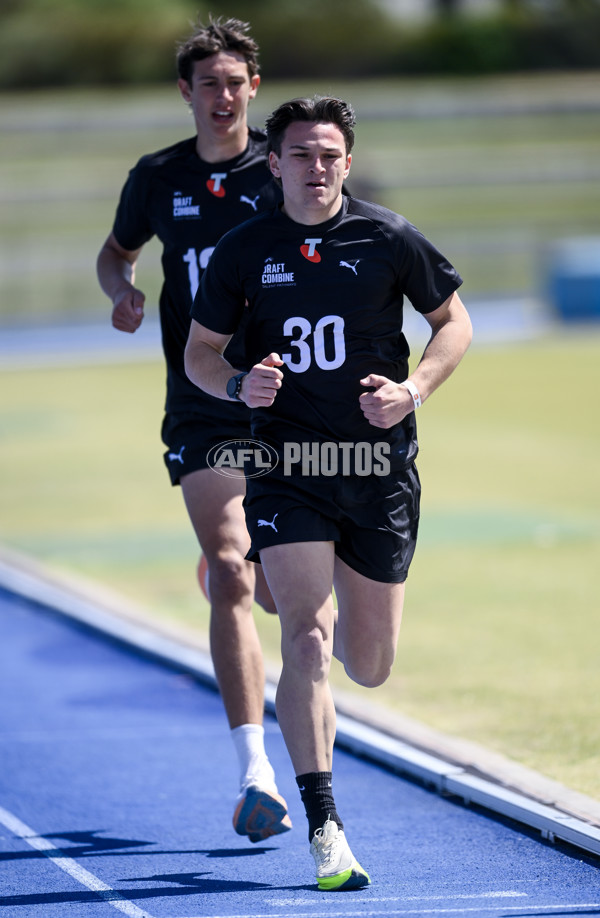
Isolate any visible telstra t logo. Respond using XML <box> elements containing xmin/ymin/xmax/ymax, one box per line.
<box><xmin>207</xmin><ymin>173</ymin><xmax>227</xmax><ymax>197</ymax></box>
<box><xmin>300</xmin><ymin>238</ymin><xmax>322</xmax><ymax>262</ymax></box>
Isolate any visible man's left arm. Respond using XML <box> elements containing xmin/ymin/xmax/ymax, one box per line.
<box><xmin>410</xmin><ymin>290</ymin><xmax>473</xmax><ymax>402</ymax></box>
<box><xmin>359</xmin><ymin>291</ymin><xmax>472</xmax><ymax>428</ymax></box>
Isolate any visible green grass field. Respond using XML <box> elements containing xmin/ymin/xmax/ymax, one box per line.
<box><xmin>1</xmin><ymin>75</ymin><xmax>599</xmax><ymax>801</ymax></box>
<box><xmin>1</xmin><ymin>334</ymin><xmax>599</xmax><ymax>798</ymax></box>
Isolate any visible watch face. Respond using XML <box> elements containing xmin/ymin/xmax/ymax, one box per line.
<box><xmin>227</xmin><ymin>373</ymin><xmax>243</xmax><ymax>400</ymax></box>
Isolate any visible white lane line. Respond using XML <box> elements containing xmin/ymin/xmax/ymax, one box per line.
<box><xmin>0</xmin><ymin>805</ymin><xmax>155</xmax><ymax>918</ymax></box>
<box><xmin>172</xmin><ymin>908</ymin><xmax>600</xmax><ymax>918</ymax></box>
<box><xmin>267</xmin><ymin>891</ymin><xmax>527</xmax><ymax>905</ymax></box>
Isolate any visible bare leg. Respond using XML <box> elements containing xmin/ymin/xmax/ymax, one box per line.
<box><xmin>181</xmin><ymin>468</ymin><xmax>265</xmax><ymax>728</ymax></box>
<box><xmin>260</xmin><ymin>541</ymin><xmax>337</xmax><ymax>775</ymax></box>
<box><xmin>333</xmin><ymin>555</ymin><xmax>405</xmax><ymax>687</ymax></box>
<box><xmin>254</xmin><ymin>565</ymin><xmax>277</xmax><ymax>614</ymax></box>
<box><xmin>261</xmin><ymin>545</ymin><xmax>406</xmax><ymax>773</ymax></box>
<box><xmin>181</xmin><ymin>468</ymin><xmax>292</xmax><ymax>841</ymax></box>
<box><xmin>261</xmin><ymin>542</ymin><xmax>378</xmax><ymax>889</ymax></box>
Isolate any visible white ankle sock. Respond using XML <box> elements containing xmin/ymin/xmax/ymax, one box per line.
<box><xmin>231</xmin><ymin>723</ymin><xmax>277</xmax><ymax>794</ymax></box>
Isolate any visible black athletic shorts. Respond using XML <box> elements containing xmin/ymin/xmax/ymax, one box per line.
<box><xmin>162</xmin><ymin>408</ymin><xmax>251</xmax><ymax>486</ymax></box>
<box><xmin>244</xmin><ymin>463</ymin><xmax>421</xmax><ymax>584</ymax></box>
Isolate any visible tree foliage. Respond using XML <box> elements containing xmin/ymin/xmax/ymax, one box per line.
<box><xmin>1</xmin><ymin>0</ymin><xmax>599</xmax><ymax>88</ymax></box>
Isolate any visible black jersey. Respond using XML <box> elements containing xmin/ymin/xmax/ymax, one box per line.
<box><xmin>191</xmin><ymin>195</ymin><xmax>462</xmax><ymax>467</ymax></box>
<box><xmin>112</xmin><ymin>129</ymin><xmax>282</xmax><ymax>415</ymax></box>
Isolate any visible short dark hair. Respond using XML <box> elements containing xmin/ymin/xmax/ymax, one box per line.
<box><xmin>176</xmin><ymin>16</ymin><xmax>260</xmax><ymax>84</ymax></box>
<box><xmin>266</xmin><ymin>96</ymin><xmax>356</xmax><ymax>157</ymax></box>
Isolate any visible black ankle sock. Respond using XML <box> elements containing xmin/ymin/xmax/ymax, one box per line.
<box><xmin>296</xmin><ymin>771</ymin><xmax>344</xmax><ymax>842</ymax></box>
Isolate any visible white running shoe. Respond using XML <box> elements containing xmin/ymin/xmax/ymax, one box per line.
<box><xmin>310</xmin><ymin>817</ymin><xmax>371</xmax><ymax>890</ymax></box>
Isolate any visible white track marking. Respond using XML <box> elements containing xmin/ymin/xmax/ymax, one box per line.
<box><xmin>267</xmin><ymin>891</ymin><xmax>527</xmax><ymax>905</ymax></box>
<box><xmin>175</xmin><ymin>909</ymin><xmax>600</xmax><ymax>918</ymax></box>
<box><xmin>0</xmin><ymin>805</ymin><xmax>155</xmax><ymax>918</ymax></box>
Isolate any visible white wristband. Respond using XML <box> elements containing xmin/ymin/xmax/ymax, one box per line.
<box><xmin>400</xmin><ymin>379</ymin><xmax>422</xmax><ymax>409</ymax></box>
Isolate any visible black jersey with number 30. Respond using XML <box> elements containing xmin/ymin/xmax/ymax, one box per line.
<box><xmin>192</xmin><ymin>195</ymin><xmax>462</xmax><ymax>466</ymax></box>
<box><xmin>112</xmin><ymin>129</ymin><xmax>281</xmax><ymax>415</ymax></box>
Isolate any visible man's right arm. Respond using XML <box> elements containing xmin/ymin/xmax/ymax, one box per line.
<box><xmin>96</xmin><ymin>232</ymin><xmax>145</xmax><ymax>333</ymax></box>
<box><xmin>185</xmin><ymin>319</ymin><xmax>283</xmax><ymax>408</ymax></box>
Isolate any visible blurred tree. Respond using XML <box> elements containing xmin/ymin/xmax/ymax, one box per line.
<box><xmin>1</xmin><ymin>0</ymin><xmax>599</xmax><ymax>87</ymax></box>
<box><xmin>435</xmin><ymin>0</ymin><xmax>460</xmax><ymax>14</ymax></box>
<box><xmin>0</xmin><ymin>0</ymin><xmax>204</xmax><ymax>87</ymax></box>
<box><xmin>202</xmin><ymin>0</ymin><xmax>398</xmax><ymax>78</ymax></box>
<box><xmin>501</xmin><ymin>0</ymin><xmax>600</xmax><ymax>9</ymax></box>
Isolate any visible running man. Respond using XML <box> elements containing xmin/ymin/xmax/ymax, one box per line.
<box><xmin>96</xmin><ymin>17</ymin><xmax>291</xmax><ymax>843</ymax></box>
<box><xmin>185</xmin><ymin>95</ymin><xmax>472</xmax><ymax>888</ymax></box>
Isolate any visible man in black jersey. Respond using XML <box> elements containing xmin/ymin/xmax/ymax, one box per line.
<box><xmin>96</xmin><ymin>17</ymin><xmax>292</xmax><ymax>844</ymax></box>
<box><xmin>185</xmin><ymin>96</ymin><xmax>473</xmax><ymax>889</ymax></box>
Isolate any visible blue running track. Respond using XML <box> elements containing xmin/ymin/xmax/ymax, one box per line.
<box><xmin>1</xmin><ymin>586</ymin><xmax>599</xmax><ymax>918</ymax></box>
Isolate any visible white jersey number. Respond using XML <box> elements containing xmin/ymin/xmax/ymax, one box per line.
<box><xmin>282</xmin><ymin>315</ymin><xmax>346</xmax><ymax>373</ymax></box>
<box><xmin>183</xmin><ymin>247</ymin><xmax>215</xmax><ymax>299</ymax></box>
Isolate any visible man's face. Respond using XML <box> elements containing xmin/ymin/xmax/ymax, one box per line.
<box><xmin>269</xmin><ymin>121</ymin><xmax>351</xmax><ymax>224</ymax></box>
<box><xmin>178</xmin><ymin>51</ymin><xmax>260</xmax><ymax>147</ymax></box>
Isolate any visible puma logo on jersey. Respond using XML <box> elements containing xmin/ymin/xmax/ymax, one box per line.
<box><xmin>240</xmin><ymin>194</ymin><xmax>260</xmax><ymax>211</ymax></box>
<box><xmin>168</xmin><ymin>446</ymin><xmax>186</xmax><ymax>464</ymax></box>
<box><xmin>340</xmin><ymin>259</ymin><xmax>360</xmax><ymax>275</ymax></box>
<box><xmin>207</xmin><ymin>173</ymin><xmax>227</xmax><ymax>197</ymax></box>
<box><xmin>257</xmin><ymin>513</ymin><xmax>278</xmax><ymax>532</ymax></box>
<box><xmin>300</xmin><ymin>238</ymin><xmax>322</xmax><ymax>263</ymax></box>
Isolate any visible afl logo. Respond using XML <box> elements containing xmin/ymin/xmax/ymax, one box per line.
<box><xmin>207</xmin><ymin>439</ymin><xmax>279</xmax><ymax>479</ymax></box>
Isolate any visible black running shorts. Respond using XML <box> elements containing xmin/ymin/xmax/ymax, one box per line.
<box><xmin>162</xmin><ymin>409</ymin><xmax>251</xmax><ymax>486</ymax></box>
<box><xmin>243</xmin><ymin>463</ymin><xmax>421</xmax><ymax>584</ymax></box>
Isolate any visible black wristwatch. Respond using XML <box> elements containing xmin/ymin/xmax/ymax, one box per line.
<box><xmin>226</xmin><ymin>372</ymin><xmax>247</xmax><ymax>402</ymax></box>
